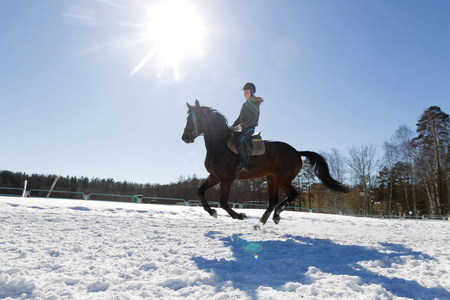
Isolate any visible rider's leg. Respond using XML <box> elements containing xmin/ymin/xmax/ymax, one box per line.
<box><xmin>238</xmin><ymin>143</ymin><xmax>249</xmax><ymax>171</ymax></box>
<box><xmin>238</xmin><ymin>128</ymin><xmax>254</xmax><ymax>171</ymax></box>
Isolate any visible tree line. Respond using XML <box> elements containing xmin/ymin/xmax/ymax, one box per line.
<box><xmin>1</xmin><ymin>106</ymin><xmax>448</xmax><ymax>216</ymax></box>
<box><xmin>310</xmin><ymin>106</ymin><xmax>449</xmax><ymax>216</ymax></box>
<box><xmin>0</xmin><ymin>171</ymin><xmax>203</xmax><ymax>201</ymax></box>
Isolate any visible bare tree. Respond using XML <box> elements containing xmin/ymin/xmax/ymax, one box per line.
<box><xmin>382</xmin><ymin>141</ymin><xmax>398</xmax><ymax>214</ymax></box>
<box><xmin>390</xmin><ymin>125</ymin><xmax>420</xmax><ymax>215</ymax></box>
<box><xmin>347</xmin><ymin>144</ymin><xmax>379</xmax><ymax>215</ymax></box>
<box><xmin>295</xmin><ymin>159</ymin><xmax>316</xmax><ymax>209</ymax></box>
<box><xmin>323</xmin><ymin>148</ymin><xmax>347</xmax><ymax>211</ymax></box>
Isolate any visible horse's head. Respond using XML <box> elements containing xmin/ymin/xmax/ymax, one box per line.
<box><xmin>182</xmin><ymin>99</ymin><xmax>213</xmax><ymax>143</ymax></box>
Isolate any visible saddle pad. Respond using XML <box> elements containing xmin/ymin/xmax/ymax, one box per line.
<box><xmin>227</xmin><ymin>138</ymin><xmax>266</xmax><ymax>156</ymax></box>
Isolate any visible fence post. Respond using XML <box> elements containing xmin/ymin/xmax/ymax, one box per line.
<box><xmin>133</xmin><ymin>195</ymin><xmax>143</xmax><ymax>203</ymax></box>
<box><xmin>22</xmin><ymin>180</ymin><xmax>28</xmax><ymax>198</ymax></box>
<box><xmin>47</xmin><ymin>177</ymin><xmax>60</xmax><ymax>198</ymax></box>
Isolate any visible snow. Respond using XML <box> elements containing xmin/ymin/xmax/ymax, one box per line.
<box><xmin>1</xmin><ymin>196</ymin><xmax>449</xmax><ymax>299</ymax></box>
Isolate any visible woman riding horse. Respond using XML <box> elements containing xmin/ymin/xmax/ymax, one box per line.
<box><xmin>231</xmin><ymin>82</ymin><xmax>264</xmax><ymax>172</ymax></box>
<box><xmin>182</xmin><ymin>100</ymin><xmax>348</xmax><ymax>230</ymax></box>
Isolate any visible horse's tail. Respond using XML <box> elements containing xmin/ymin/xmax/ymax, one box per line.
<box><xmin>298</xmin><ymin>151</ymin><xmax>349</xmax><ymax>193</ymax></box>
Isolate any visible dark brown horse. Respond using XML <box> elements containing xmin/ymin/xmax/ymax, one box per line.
<box><xmin>182</xmin><ymin>100</ymin><xmax>348</xmax><ymax>229</ymax></box>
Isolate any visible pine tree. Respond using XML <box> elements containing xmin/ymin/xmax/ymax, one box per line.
<box><xmin>414</xmin><ymin>106</ymin><xmax>449</xmax><ymax>215</ymax></box>
<box><xmin>376</xmin><ymin>166</ymin><xmax>392</xmax><ymax>213</ymax></box>
<box><xmin>382</xmin><ymin>141</ymin><xmax>398</xmax><ymax>214</ymax></box>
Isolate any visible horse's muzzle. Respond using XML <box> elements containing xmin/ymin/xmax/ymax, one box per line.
<box><xmin>182</xmin><ymin>130</ymin><xmax>195</xmax><ymax>143</ymax></box>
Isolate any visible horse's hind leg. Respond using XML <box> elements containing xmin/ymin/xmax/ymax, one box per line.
<box><xmin>273</xmin><ymin>182</ymin><xmax>299</xmax><ymax>224</ymax></box>
<box><xmin>198</xmin><ymin>175</ymin><xmax>220</xmax><ymax>218</ymax></box>
<box><xmin>254</xmin><ymin>176</ymin><xmax>279</xmax><ymax>230</ymax></box>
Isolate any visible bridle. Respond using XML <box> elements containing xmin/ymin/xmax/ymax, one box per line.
<box><xmin>184</xmin><ymin>126</ymin><xmax>200</xmax><ymax>139</ymax></box>
<box><xmin>184</xmin><ymin>126</ymin><xmax>229</xmax><ymax>138</ymax></box>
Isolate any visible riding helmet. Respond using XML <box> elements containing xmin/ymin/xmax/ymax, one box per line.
<box><xmin>242</xmin><ymin>82</ymin><xmax>256</xmax><ymax>94</ymax></box>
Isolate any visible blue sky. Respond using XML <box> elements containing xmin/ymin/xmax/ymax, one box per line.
<box><xmin>1</xmin><ymin>0</ymin><xmax>449</xmax><ymax>185</ymax></box>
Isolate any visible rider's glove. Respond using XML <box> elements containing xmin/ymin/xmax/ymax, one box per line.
<box><xmin>232</xmin><ymin>124</ymin><xmax>243</xmax><ymax>132</ymax></box>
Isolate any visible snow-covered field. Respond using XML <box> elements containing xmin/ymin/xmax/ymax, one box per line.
<box><xmin>1</xmin><ymin>196</ymin><xmax>449</xmax><ymax>300</ymax></box>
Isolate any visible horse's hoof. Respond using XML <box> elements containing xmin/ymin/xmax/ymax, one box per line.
<box><xmin>240</xmin><ymin>213</ymin><xmax>248</xmax><ymax>220</ymax></box>
<box><xmin>210</xmin><ymin>209</ymin><xmax>218</xmax><ymax>218</ymax></box>
<box><xmin>254</xmin><ymin>222</ymin><xmax>264</xmax><ymax>231</ymax></box>
<box><xmin>273</xmin><ymin>215</ymin><xmax>280</xmax><ymax>224</ymax></box>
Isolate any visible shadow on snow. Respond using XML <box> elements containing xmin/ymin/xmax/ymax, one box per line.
<box><xmin>193</xmin><ymin>233</ymin><xmax>449</xmax><ymax>299</ymax></box>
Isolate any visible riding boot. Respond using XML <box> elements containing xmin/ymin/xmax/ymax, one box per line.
<box><xmin>238</xmin><ymin>144</ymin><xmax>249</xmax><ymax>172</ymax></box>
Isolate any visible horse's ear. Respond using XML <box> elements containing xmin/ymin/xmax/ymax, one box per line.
<box><xmin>186</xmin><ymin>102</ymin><xmax>193</xmax><ymax>110</ymax></box>
<box><xmin>195</xmin><ymin>99</ymin><xmax>200</xmax><ymax>107</ymax></box>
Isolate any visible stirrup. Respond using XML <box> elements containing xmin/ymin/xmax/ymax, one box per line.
<box><xmin>235</xmin><ymin>162</ymin><xmax>247</xmax><ymax>178</ymax></box>
<box><xmin>240</xmin><ymin>160</ymin><xmax>249</xmax><ymax>171</ymax></box>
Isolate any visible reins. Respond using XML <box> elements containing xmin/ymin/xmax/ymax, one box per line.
<box><xmin>203</xmin><ymin>131</ymin><xmax>230</xmax><ymax>135</ymax></box>
<box><xmin>184</xmin><ymin>126</ymin><xmax>230</xmax><ymax>137</ymax></box>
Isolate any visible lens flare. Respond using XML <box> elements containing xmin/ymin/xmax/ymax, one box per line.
<box><xmin>234</xmin><ymin>235</ymin><xmax>264</xmax><ymax>260</ymax></box>
<box><xmin>244</xmin><ymin>242</ymin><xmax>263</xmax><ymax>254</ymax></box>
<box><xmin>131</xmin><ymin>0</ymin><xmax>208</xmax><ymax>80</ymax></box>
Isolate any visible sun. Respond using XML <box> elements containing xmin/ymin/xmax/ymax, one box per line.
<box><xmin>131</xmin><ymin>0</ymin><xmax>208</xmax><ymax>80</ymax></box>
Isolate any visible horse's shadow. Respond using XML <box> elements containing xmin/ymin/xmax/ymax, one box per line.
<box><xmin>193</xmin><ymin>233</ymin><xmax>449</xmax><ymax>299</ymax></box>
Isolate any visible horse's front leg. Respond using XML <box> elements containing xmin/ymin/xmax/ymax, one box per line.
<box><xmin>220</xmin><ymin>180</ymin><xmax>247</xmax><ymax>220</ymax></box>
<box><xmin>198</xmin><ymin>175</ymin><xmax>220</xmax><ymax>218</ymax></box>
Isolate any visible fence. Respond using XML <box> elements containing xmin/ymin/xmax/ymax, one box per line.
<box><xmin>0</xmin><ymin>187</ymin><xmax>24</xmax><ymax>197</ymax></box>
<box><xmin>0</xmin><ymin>186</ymin><xmax>446</xmax><ymax>220</ymax></box>
<box><xmin>241</xmin><ymin>203</ymin><xmax>342</xmax><ymax>214</ymax></box>
<box><xmin>311</xmin><ymin>208</ymin><xmax>342</xmax><ymax>214</ymax></box>
<box><xmin>187</xmin><ymin>200</ymin><xmax>220</xmax><ymax>207</ymax></box>
<box><xmin>143</xmin><ymin>197</ymin><xmax>186</xmax><ymax>206</ymax></box>
<box><xmin>87</xmin><ymin>193</ymin><xmax>134</xmax><ymax>202</ymax></box>
<box><xmin>28</xmin><ymin>189</ymin><xmax>85</xmax><ymax>200</ymax></box>
<box><xmin>422</xmin><ymin>214</ymin><xmax>446</xmax><ymax>220</ymax></box>
<box><xmin>347</xmin><ymin>214</ymin><xmax>448</xmax><ymax>221</ymax></box>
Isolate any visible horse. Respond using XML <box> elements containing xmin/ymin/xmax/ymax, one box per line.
<box><xmin>181</xmin><ymin>100</ymin><xmax>348</xmax><ymax>229</ymax></box>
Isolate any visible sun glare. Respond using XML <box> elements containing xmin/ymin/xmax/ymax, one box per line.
<box><xmin>131</xmin><ymin>0</ymin><xmax>208</xmax><ymax>80</ymax></box>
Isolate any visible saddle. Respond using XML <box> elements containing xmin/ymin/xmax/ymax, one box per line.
<box><xmin>227</xmin><ymin>131</ymin><xmax>266</xmax><ymax>156</ymax></box>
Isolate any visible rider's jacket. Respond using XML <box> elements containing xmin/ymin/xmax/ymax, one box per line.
<box><xmin>232</xmin><ymin>96</ymin><xmax>264</xmax><ymax>129</ymax></box>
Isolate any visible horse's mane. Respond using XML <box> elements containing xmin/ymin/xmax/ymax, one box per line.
<box><xmin>209</xmin><ymin>108</ymin><xmax>229</xmax><ymax>127</ymax></box>
<box><xmin>187</xmin><ymin>104</ymin><xmax>230</xmax><ymax>131</ymax></box>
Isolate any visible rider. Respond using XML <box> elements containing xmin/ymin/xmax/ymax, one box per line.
<box><xmin>231</xmin><ymin>82</ymin><xmax>264</xmax><ymax>172</ymax></box>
